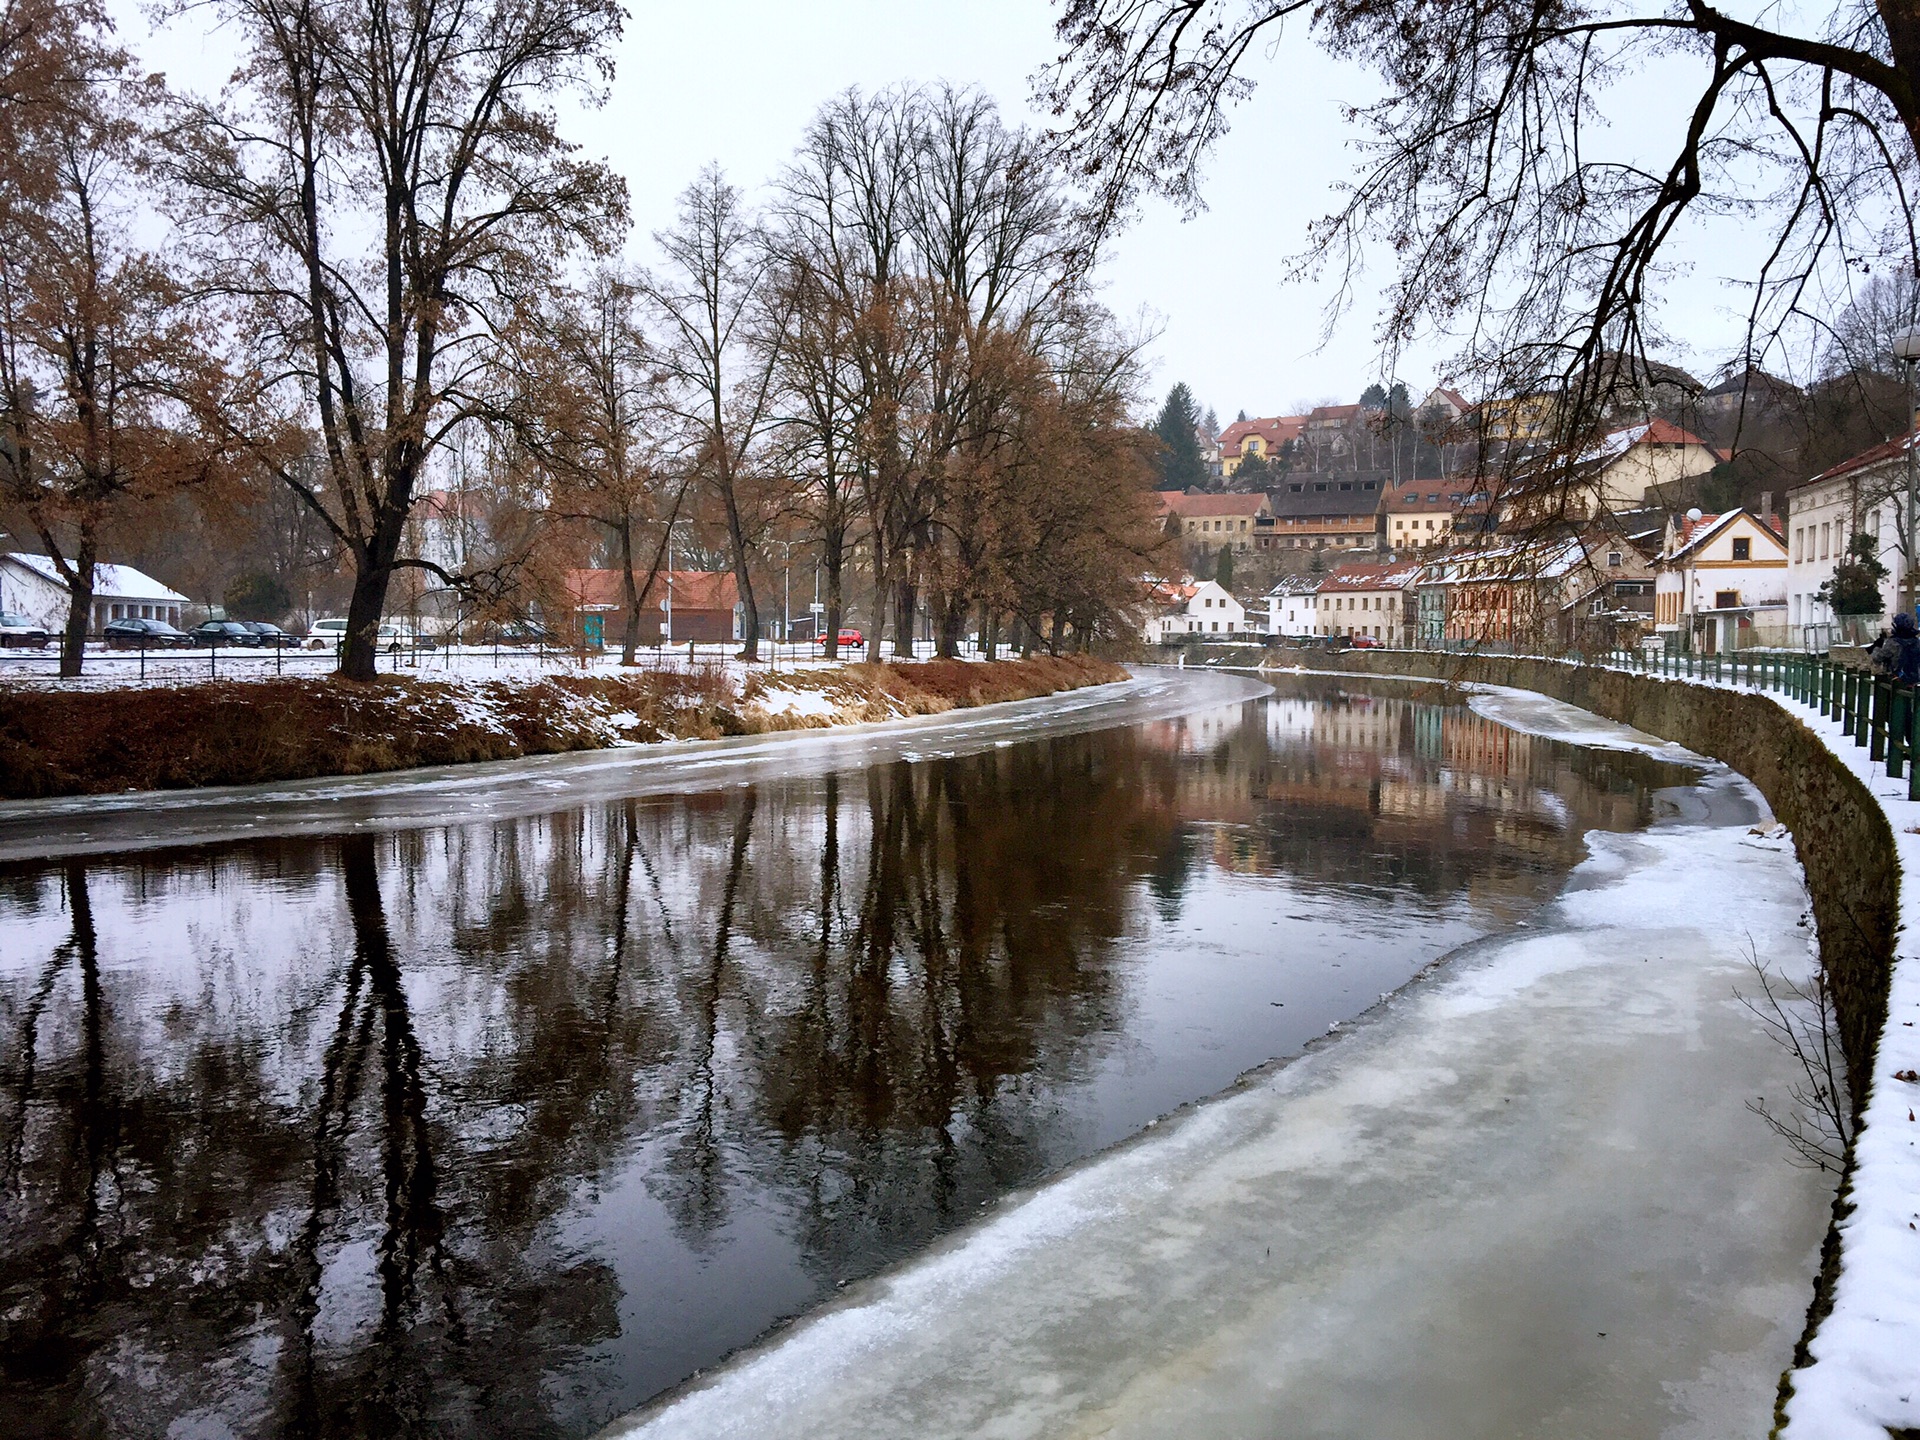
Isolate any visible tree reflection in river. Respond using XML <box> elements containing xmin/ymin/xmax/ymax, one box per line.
<box><xmin>0</xmin><ymin>680</ymin><xmax>1698</xmax><ymax>1438</ymax></box>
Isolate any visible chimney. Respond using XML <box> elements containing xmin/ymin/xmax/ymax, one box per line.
<box><xmin>1758</xmin><ymin>491</ymin><xmax>1771</xmax><ymax>522</ymax></box>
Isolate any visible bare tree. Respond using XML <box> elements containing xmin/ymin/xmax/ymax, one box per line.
<box><xmin>163</xmin><ymin>0</ymin><xmax>626</xmax><ymax>678</ymax></box>
<box><xmin>508</xmin><ymin>268</ymin><xmax>685</xmax><ymax>664</ymax></box>
<box><xmin>1043</xmin><ymin>0</ymin><xmax>1920</xmax><ymax>446</ymax></box>
<box><xmin>649</xmin><ymin>168</ymin><xmax>787</xmax><ymax>662</ymax></box>
<box><xmin>0</xmin><ymin>8</ymin><xmax>225</xmax><ymax>675</ymax></box>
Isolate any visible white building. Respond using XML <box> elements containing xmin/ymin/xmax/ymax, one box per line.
<box><xmin>1142</xmin><ymin>577</ymin><xmax>1248</xmax><ymax>644</ymax></box>
<box><xmin>1653</xmin><ymin>509</ymin><xmax>1789</xmax><ymax>653</ymax></box>
<box><xmin>1786</xmin><ymin>436</ymin><xmax>1910</xmax><ymax>639</ymax></box>
<box><xmin>0</xmin><ymin>552</ymin><xmax>188</xmax><ymax>636</ymax></box>
<box><xmin>1314</xmin><ymin>560</ymin><xmax>1422</xmax><ymax>642</ymax></box>
<box><xmin>1263</xmin><ymin>576</ymin><xmax>1322</xmax><ymax>637</ymax></box>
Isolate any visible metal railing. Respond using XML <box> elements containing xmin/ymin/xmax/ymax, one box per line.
<box><xmin>1588</xmin><ymin>645</ymin><xmax>1920</xmax><ymax>799</ymax></box>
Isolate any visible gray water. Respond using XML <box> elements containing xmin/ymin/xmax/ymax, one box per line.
<box><xmin>0</xmin><ymin>674</ymin><xmax>1701</xmax><ymax>1439</ymax></box>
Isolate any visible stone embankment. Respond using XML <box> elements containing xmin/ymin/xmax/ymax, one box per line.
<box><xmin>1311</xmin><ymin>648</ymin><xmax>1915</xmax><ymax>1439</ymax></box>
<box><xmin>0</xmin><ymin>654</ymin><xmax>1124</xmax><ymax>800</ymax></box>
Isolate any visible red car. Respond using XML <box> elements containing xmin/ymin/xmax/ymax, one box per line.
<box><xmin>1348</xmin><ymin>634</ymin><xmax>1384</xmax><ymax>648</ymax></box>
<box><xmin>817</xmin><ymin>628</ymin><xmax>864</xmax><ymax>649</ymax></box>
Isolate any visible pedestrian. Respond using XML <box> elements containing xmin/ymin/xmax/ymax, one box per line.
<box><xmin>1892</xmin><ymin>612</ymin><xmax>1920</xmax><ymax>683</ymax></box>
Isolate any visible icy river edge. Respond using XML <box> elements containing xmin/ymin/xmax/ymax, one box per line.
<box><xmin>601</xmin><ymin>689</ymin><xmax>1834</xmax><ymax>1440</ymax></box>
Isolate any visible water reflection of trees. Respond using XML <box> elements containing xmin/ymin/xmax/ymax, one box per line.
<box><xmin>0</xmin><ymin>693</ymin><xmax>1691</xmax><ymax>1438</ymax></box>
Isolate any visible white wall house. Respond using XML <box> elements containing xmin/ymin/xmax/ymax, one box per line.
<box><xmin>0</xmin><ymin>553</ymin><xmax>188</xmax><ymax>636</ymax></box>
<box><xmin>1653</xmin><ymin>509</ymin><xmax>1789</xmax><ymax>652</ymax></box>
<box><xmin>1143</xmin><ymin>578</ymin><xmax>1247</xmax><ymax>644</ymax></box>
<box><xmin>1313</xmin><ymin>561</ymin><xmax>1422</xmax><ymax>642</ymax></box>
<box><xmin>1264</xmin><ymin>577</ymin><xmax>1321</xmax><ymax>637</ymax></box>
<box><xmin>1786</xmin><ymin>435</ymin><xmax>1910</xmax><ymax>639</ymax></box>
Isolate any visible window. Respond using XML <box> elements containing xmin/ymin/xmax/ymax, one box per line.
<box><xmin>1731</xmin><ymin>537</ymin><xmax>1750</xmax><ymax>561</ymax></box>
<box><xmin>1608</xmin><ymin>551</ymin><xmax>1622</xmax><ymax>568</ymax></box>
<box><xmin>1821</xmin><ymin>522</ymin><xmax>1830</xmax><ymax>559</ymax></box>
<box><xmin>1715</xmin><ymin>590</ymin><xmax>1740</xmax><ymax>609</ymax></box>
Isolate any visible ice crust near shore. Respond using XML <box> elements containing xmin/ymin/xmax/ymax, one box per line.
<box><xmin>603</xmin><ymin>696</ymin><xmax>1833</xmax><ymax>1440</ymax></box>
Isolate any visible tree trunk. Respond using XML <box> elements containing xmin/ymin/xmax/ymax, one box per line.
<box><xmin>823</xmin><ymin>538</ymin><xmax>845</xmax><ymax>662</ymax></box>
<box><xmin>894</xmin><ymin>575</ymin><xmax>917</xmax><ymax>661</ymax></box>
<box><xmin>58</xmin><ymin>532</ymin><xmax>97</xmax><ymax>679</ymax></box>
<box><xmin>619</xmin><ymin>517</ymin><xmax>642</xmax><ymax>665</ymax></box>
<box><xmin>980</xmin><ymin>603</ymin><xmax>997</xmax><ymax>661</ymax></box>
<box><xmin>339</xmin><ymin>506</ymin><xmax>408</xmax><ymax>680</ymax></box>
<box><xmin>717</xmin><ymin>474</ymin><xmax>761</xmax><ymax>662</ymax></box>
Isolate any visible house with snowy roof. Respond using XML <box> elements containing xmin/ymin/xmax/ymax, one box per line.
<box><xmin>1501</xmin><ymin>418</ymin><xmax>1725</xmax><ymax>526</ymax></box>
<box><xmin>1653</xmin><ymin>508</ymin><xmax>1788</xmax><ymax>653</ymax></box>
<box><xmin>1141</xmin><ymin>577</ymin><xmax>1246</xmax><ymax>645</ymax></box>
<box><xmin>1262</xmin><ymin>575</ymin><xmax>1322</xmax><ymax>637</ymax></box>
<box><xmin>0</xmin><ymin>552</ymin><xmax>188</xmax><ymax>637</ymax></box>
<box><xmin>1313</xmin><ymin>560</ymin><xmax>1422</xmax><ymax>644</ymax></box>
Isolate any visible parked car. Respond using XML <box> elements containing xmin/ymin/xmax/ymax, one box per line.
<box><xmin>305</xmin><ymin>617</ymin><xmax>408</xmax><ymax>652</ymax></box>
<box><xmin>188</xmin><ymin>620</ymin><xmax>261</xmax><ymax>648</ymax></box>
<box><xmin>816</xmin><ymin>628</ymin><xmax>865</xmax><ymax>649</ymax></box>
<box><xmin>494</xmin><ymin>620</ymin><xmax>554</xmax><ymax>646</ymax></box>
<box><xmin>103</xmin><ymin>617</ymin><xmax>190</xmax><ymax>649</ymax></box>
<box><xmin>0</xmin><ymin>611</ymin><xmax>49</xmax><ymax>648</ymax></box>
<box><xmin>239</xmin><ymin>621</ymin><xmax>300</xmax><ymax>648</ymax></box>
<box><xmin>1348</xmin><ymin>634</ymin><xmax>1384</xmax><ymax>648</ymax></box>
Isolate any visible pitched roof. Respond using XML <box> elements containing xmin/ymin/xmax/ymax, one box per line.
<box><xmin>1218</xmin><ymin>416</ymin><xmax>1305</xmax><ymax>456</ymax></box>
<box><xmin>1</xmin><ymin>552</ymin><xmax>187</xmax><ymax>602</ymax></box>
<box><xmin>1306</xmin><ymin>404</ymin><xmax>1362</xmax><ymax>426</ymax></box>
<box><xmin>1797</xmin><ymin>430</ymin><xmax>1920</xmax><ymax>490</ymax></box>
<box><xmin>567</xmin><ymin>569</ymin><xmax>739</xmax><ymax>611</ymax></box>
<box><xmin>1587</xmin><ymin>417</ymin><xmax>1721</xmax><ymax>461</ymax></box>
<box><xmin>1158</xmin><ymin>491</ymin><xmax>1271</xmax><ymax>518</ymax></box>
<box><xmin>1265</xmin><ymin>575</ymin><xmax>1323</xmax><ymax>597</ymax></box>
<box><xmin>1317</xmin><ymin>561</ymin><xmax>1423</xmax><ymax>592</ymax></box>
<box><xmin>1379</xmin><ymin>483</ymin><xmax>1468</xmax><ymax>515</ymax></box>
<box><xmin>1267</xmin><ymin>476</ymin><xmax>1383</xmax><ymax>519</ymax></box>
<box><xmin>1661</xmin><ymin>509</ymin><xmax>1785</xmax><ymax>561</ymax></box>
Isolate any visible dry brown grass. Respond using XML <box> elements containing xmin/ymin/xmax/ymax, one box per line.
<box><xmin>0</xmin><ymin>655</ymin><xmax>1127</xmax><ymax>799</ymax></box>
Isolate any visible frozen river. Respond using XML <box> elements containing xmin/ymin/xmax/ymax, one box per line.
<box><xmin>0</xmin><ymin>671</ymin><xmax>1829</xmax><ymax>1437</ymax></box>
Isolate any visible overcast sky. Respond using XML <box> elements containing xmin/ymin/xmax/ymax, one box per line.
<box><xmin>123</xmin><ymin>0</ymin><xmax>1787</xmax><ymax>424</ymax></box>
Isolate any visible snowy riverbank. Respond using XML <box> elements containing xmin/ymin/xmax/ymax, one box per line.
<box><xmin>600</xmin><ymin>694</ymin><xmax>1834</xmax><ymax>1440</ymax></box>
<box><xmin>0</xmin><ymin>654</ymin><xmax>1123</xmax><ymax>801</ymax></box>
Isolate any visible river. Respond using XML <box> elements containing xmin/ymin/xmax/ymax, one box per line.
<box><xmin>0</xmin><ymin>670</ymin><xmax>1709</xmax><ymax>1438</ymax></box>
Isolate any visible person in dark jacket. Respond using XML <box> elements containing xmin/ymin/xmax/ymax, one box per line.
<box><xmin>1889</xmin><ymin>612</ymin><xmax>1920</xmax><ymax>683</ymax></box>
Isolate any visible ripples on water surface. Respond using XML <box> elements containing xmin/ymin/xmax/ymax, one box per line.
<box><xmin>0</xmin><ymin>677</ymin><xmax>1700</xmax><ymax>1438</ymax></box>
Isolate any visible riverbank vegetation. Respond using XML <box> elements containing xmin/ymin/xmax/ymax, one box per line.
<box><xmin>0</xmin><ymin>656</ymin><xmax>1126</xmax><ymax>799</ymax></box>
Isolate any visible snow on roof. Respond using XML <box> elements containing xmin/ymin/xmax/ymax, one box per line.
<box><xmin>1662</xmin><ymin>508</ymin><xmax>1785</xmax><ymax>560</ymax></box>
<box><xmin>1584</xmin><ymin>417</ymin><xmax>1720</xmax><ymax>464</ymax></box>
<box><xmin>1</xmin><ymin>552</ymin><xmax>188</xmax><ymax>602</ymax></box>
<box><xmin>1264</xmin><ymin>575</ymin><xmax>1323</xmax><ymax>597</ymax></box>
<box><xmin>1317</xmin><ymin>561</ymin><xmax>1423</xmax><ymax>592</ymax></box>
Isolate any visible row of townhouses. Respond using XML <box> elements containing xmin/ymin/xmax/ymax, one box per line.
<box><xmin>1155</xmin><ymin>418</ymin><xmax>1920</xmax><ymax>653</ymax></box>
<box><xmin>1144</xmin><ymin>506</ymin><xmax>1793</xmax><ymax>652</ymax></box>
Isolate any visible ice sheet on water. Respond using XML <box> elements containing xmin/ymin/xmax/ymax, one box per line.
<box><xmin>603</xmin><ymin>782</ymin><xmax>1830</xmax><ymax>1440</ymax></box>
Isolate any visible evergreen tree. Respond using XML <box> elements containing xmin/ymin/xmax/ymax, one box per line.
<box><xmin>1214</xmin><ymin>545</ymin><xmax>1235</xmax><ymax>590</ymax></box>
<box><xmin>1817</xmin><ymin>534</ymin><xmax>1889</xmax><ymax>615</ymax></box>
<box><xmin>1153</xmin><ymin>383</ymin><xmax>1207</xmax><ymax>489</ymax></box>
<box><xmin>1359</xmin><ymin>383</ymin><xmax>1388</xmax><ymax>408</ymax></box>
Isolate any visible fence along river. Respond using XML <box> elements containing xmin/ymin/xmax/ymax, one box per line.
<box><xmin>0</xmin><ymin>673</ymin><xmax>1707</xmax><ymax>1438</ymax></box>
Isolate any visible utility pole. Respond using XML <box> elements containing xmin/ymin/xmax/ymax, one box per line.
<box><xmin>1896</xmin><ymin>331</ymin><xmax>1920</xmax><ymax>618</ymax></box>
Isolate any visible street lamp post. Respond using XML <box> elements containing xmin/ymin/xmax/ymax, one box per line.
<box><xmin>1894</xmin><ymin>331</ymin><xmax>1920</xmax><ymax>619</ymax></box>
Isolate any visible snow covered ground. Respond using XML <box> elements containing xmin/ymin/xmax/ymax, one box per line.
<box><xmin>0</xmin><ymin>640</ymin><xmax>935</xmax><ymax>691</ymax></box>
<box><xmin>600</xmin><ymin>695</ymin><xmax>1834</xmax><ymax>1440</ymax></box>
<box><xmin>1736</xmin><ymin>690</ymin><xmax>1920</xmax><ymax>1440</ymax></box>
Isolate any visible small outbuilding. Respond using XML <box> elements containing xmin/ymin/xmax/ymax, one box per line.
<box><xmin>0</xmin><ymin>552</ymin><xmax>188</xmax><ymax>636</ymax></box>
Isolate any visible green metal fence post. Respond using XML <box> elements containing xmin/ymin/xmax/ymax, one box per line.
<box><xmin>1891</xmin><ymin>686</ymin><xmax>1909</xmax><ymax>778</ymax></box>
<box><xmin>1871</xmin><ymin>677</ymin><xmax>1889</xmax><ymax>762</ymax></box>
